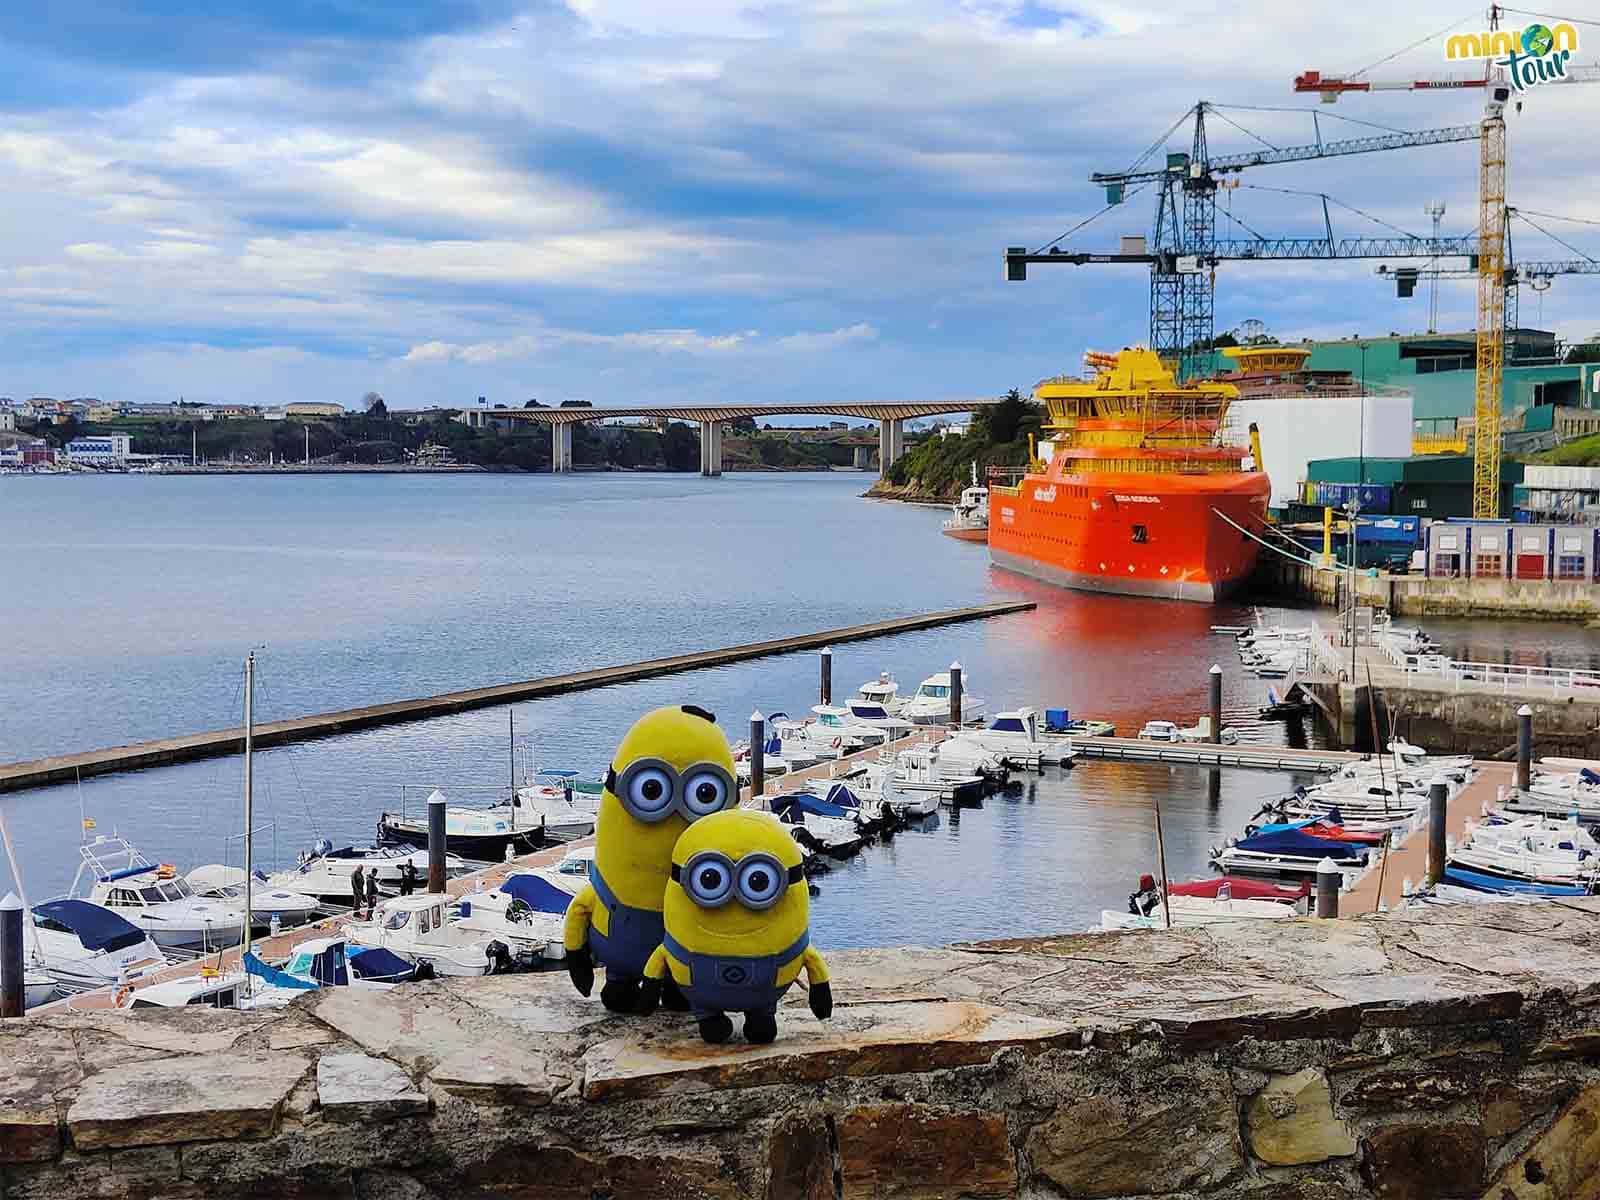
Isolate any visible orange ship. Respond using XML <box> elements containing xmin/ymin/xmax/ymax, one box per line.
<box><xmin>988</xmin><ymin>347</ymin><xmax>1270</xmax><ymax>603</ymax></box>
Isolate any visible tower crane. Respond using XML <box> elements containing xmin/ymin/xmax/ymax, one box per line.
<box><xmin>1293</xmin><ymin>9</ymin><xmax>1600</xmax><ymax>517</ymax></box>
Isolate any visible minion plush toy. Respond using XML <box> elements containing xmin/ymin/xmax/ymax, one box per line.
<box><xmin>563</xmin><ymin>705</ymin><xmax>738</xmax><ymax>1013</ymax></box>
<box><xmin>639</xmin><ymin>808</ymin><xmax>832</xmax><ymax>1044</ymax></box>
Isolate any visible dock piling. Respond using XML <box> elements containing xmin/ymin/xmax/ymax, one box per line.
<box><xmin>1208</xmin><ymin>664</ymin><xmax>1222</xmax><ymax>742</ymax></box>
<box><xmin>1516</xmin><ymin>705</ymin><xmax>1533</xmax><ymax>792</ymax></box>
<box><xmin>1426</xmin><ymin>782</ymin><xmax>1448</xmax><ymax>886</ymax></box>
<box><xmin>819</xmin><ymin>647</ymin><xmax>832</xmax><ymax>706</ymax></box>
<box><xmin>428</xmin><ymin>791</ymin><xmax>446</xmax><ymax>894</ymax></box>
<box><xmin>1315</xmin><ymin>858</ymin><xmax>1340</xmax><ymax>919</ymax></box>
<box><xmin>0</xmin><ymin>891</ymin><xmax>21</xmax><ymax>1018</ymax></box>
<box><xmin>949</xmin><ymin>661</ymin><xmax>963</xmax><ymax>729</ymax></box>
<box><xmin>749</xmin><ymin>711</ymin><xmax>765</xmax><ymax>799</ymax></box>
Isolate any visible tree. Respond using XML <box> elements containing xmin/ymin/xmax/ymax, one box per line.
<box><xmin>559</xmin><ymin>400</ymin><xmax>593</xmax><ymax>408</ymax></box>
<box><xmin>730</xmin><ymin>415</ymin><xmax>758</xmax><ymax>433</ymax></box>
<box><xmin>974</xmin><ymin>387</ymin><xmax>1033</xmax><ymax>445</ymax></box>
<box><xmin>362</xmin><ymin>391</ymin><xmax>386</xmax><ymax>414</ymax></box>
<box><xmin>661</xmin><ymin>422</ymin><xmax>699</xmax><ymax>471</ymax></box>
<box><xmin>524</xmin><ymin>398</ymin><xmax>545</xmax><ymax>408</ymax></box>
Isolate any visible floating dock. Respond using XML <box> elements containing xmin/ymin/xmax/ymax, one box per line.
<box><xmin>0</xmin><ymin>601</ymin><xmax>1033</xmax><ymax>793</ymax></box>
<box><xmin>1070</xmin><ymin>735</ymin><xmax>1358</xmax><ymax>772</ymax></box>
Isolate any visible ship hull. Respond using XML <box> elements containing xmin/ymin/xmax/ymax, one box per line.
<box><xmin>988</xmin><ymin>471</ymin><xmax>1271</xmax><ymax>603</ymax></box>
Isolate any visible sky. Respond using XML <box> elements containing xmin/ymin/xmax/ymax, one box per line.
<box><xmin>0</xmin><ymin>1</ymin><xmax>1597</xmax><ymax>410</ymax></box>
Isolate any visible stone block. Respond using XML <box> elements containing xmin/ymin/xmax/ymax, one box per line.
<box><xmin>1344</xmin><ymin>1070</ymin><xmax>1477</xmax><ymax>1111</ymax></box>
<box><xmin>582</xmin><ymin>1001</ymin><xmax>1073</xmax><ymax>1102</ymax></box>
<box><xmin>1484</xmin><ymin>1084</ymin><xmax>1600</xmax><ymax>1200</ymax></box>
<box><xmin>836</xmin><ymin>1104</ymin><xmax>1016</xmax><ymax>1200</ymax></box>
<box><xmin>316</xmin><ymin>1053</ymin><xmax>429</xmax><ymax>1123</ymax></box>
<box><xmin>0</xmin><ymin>1027</ymin><xmax>75</xmax><ymax>1165</ymax></box>
<box><xmin>66</xmin><ymin>1051</ymin><xmax>309</xmax><ymax>1151</ymax></box>
<box><xmin>444</xmin><ymin>1142</ymin><xmax>741</xmax><ymax>1200</ymax></box>
<box><xmin>767</xmin><ymin>1115</ymin><xmax>832</xmax><ymax>1200</ymax></box>
<box><xmin>1358</xmin><ymin>1123</ymin><xmax>1484</xmax><ymax>1199</ymax></box>
<box><xmin>1024</xmin><ymin>1079</ymin><xmax>1244</xmax><ymax>1197</ymax></box>
<box><xmin>429</xmin><ymin>1043</ymin><xmax>554</xmax><ymax>1107</ymax></box>
<box><xmin>1247</xmin><ymin>1068</ymin><xmax>1356</xmax><ymax>1166</ymax></box>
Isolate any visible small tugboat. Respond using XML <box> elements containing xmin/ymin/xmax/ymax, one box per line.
<box><xmin>941</xmin><ymin>463</ymin><xmax>988</xmax><ymax>542</ymax></box>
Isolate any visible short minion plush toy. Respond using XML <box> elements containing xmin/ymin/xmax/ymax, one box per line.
<box><xmin>640</xmin><ymin>808</ymin><xmax>831</xmax><ymax>1044</ymax></box>
<box><xmin>563</xmin><ymin>705</ymin><xmax>738</xmax><ymax>1013</ymax></box>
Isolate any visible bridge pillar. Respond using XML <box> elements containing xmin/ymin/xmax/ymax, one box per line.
<box><xmin>699</xmin><ymin>421</ymin><xmax>722</xmax><ymax>477</ymax></box>
<box><xmin>551</xmin><ymin>423</ymin><xmax>573</xmax><ymax>473</ymax></box>
<box><xmin>853</xmin><ymin>445</ymin><xmax>871</xmax><ymax>470</ymax></box>
<box><xmin>877</xmin><ymin>419</ymin><xmax>904</xmax><ymax>475</ymax></box>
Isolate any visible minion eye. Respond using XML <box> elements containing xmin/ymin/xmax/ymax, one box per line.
<box><xmin>683</xmin><ymin>854</ymin><xmax>733</xmax><ymax>907</ymax></box>
<box><xmin>681</xmin><ymin>768</ymin><xmax>730</xmax><ymax>817</ymax></box>
<box><xmin>735</xmin><ymin>855</ymin><xmax>785</xmax><ymax>909</ymax></box>
<box><xmin>627</xmin><ymin>767</ymin><xmax>674</xmax><ymax>816</ymax></box>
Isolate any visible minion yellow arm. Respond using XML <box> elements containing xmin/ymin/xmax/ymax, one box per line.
<box><xmin>642</xmin><ymin>944</ymin><xmax>668</xmax><ymax>981</ymax></box>
<box><xmin>801</xmin><ymin>945</ymin><xmax>830</xmax><ymax>986</ymax></box>
<box><xmin>563</xmin><ymin>884</ymin><xmax>597</xmax><ymax>953</ymax></box>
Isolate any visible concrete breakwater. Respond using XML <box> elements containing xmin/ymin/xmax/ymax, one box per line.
<box><xmin>1256</xmin><ymin>557</ymin><xmax>1600</xmax><ymax>622</ymax></box>
<box><xmin>0</xmin><ymin>601</ymin><xmax>1033</xmax><ymax>793</ymax></box>
<box><xmin>7</xmin><ymin>901</ymin><xmax>1600</xmax><ymax>1198</ymax></box>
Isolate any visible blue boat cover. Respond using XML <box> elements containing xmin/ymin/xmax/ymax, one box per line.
<box><xmin>1443</xmin><ymin>865</ymin><xmax>1590</xmax><ymax>897</ymax></box>
<box><xmin>1044</xmin><ymin>709</ymin><xmax>1070</xmax><ymax>732</ymax></box>
<box><xmin>823</xmin><ymin>783</ymin><xmax>863</xmax><ymax>810</ymax></box>
<box><xmin>502</xmin><ymin>873</ymin><xmax>575</xmax><ymax>913</ymax></box>
<box><xmin>243</xmin><ymin>951</ymin><xmax>319</xmax><ymax>991</ymax></box>
<box><xmin>348</xmin><ymin>946</ymin><xmax>415</xmax><ymax>982</ymax></box>
<box><xmin>1232</xmin><ymin>829</ymin><xmax>1366</xmax><ymax>860</ymax></box>
<box><xmin>771</xmin><ymin>793</ymin><xmax>850</xmax><ymax>820</ymax></box>
<box><xmin>32</xmin><ymin>899</ymin><xmax>146</xmax><ymax>953</ymax></box>
<box><xmin>1582</xmin><ymin>768</ymin><xmax>1600</xmax><ymax>786</ymax></box>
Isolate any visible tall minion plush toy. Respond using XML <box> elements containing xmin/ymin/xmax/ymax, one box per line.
<box><xmin>563</xmin><ymin>705</ymin><xmax>738</xmax><ymax>1013</ymax></box>
<box><xmin>640</xmin><ymin>808</ymin><xmax>831</xmax><ymax>1044</ymax></box>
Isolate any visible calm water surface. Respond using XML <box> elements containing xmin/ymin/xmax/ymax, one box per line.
<box><xmin>0</xmin><ymin>472</ymin><xmax>1591</xmax><ymax>944</ymax></box>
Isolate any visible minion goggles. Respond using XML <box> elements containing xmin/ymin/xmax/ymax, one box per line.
<box><xmin>605</xmin><ymin>758</ymin><xmax>738</xmax><ymax>823</ymax></box>
<box><xmin>672</xmin><ymin>850</ymin><xmax>805</xmax><ymax>910</ymax></box>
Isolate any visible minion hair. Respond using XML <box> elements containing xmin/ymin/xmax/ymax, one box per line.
<box><xmin>681</xmin><ymin>704</ymin><xmax>716</xmax><ymax>724</ymax></box>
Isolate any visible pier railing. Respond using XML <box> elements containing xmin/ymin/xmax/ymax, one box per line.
<box><xmin>1387</xmin><ymin>649</ymin><xmax>1600</xmax><ymax>696</ymax></box>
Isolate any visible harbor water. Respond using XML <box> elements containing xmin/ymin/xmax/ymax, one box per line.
<box><xmin>3</xmin><ymin>471</ymin><xmax>1596</xmax><ymax>944</ymax></box>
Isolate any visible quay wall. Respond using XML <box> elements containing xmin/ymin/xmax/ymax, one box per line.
<box><xmin>9</xmin><ymin>902</ymin><xmax>1600</xmax><ymax>1199</ymax></box>
<box><xmin>1257</xmin><ymin>558</ymin><xmax>1600</xmax><ymax>621</ymax></box>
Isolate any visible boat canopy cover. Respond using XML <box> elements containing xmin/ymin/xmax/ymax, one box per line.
<box><xmin>1582</xmin><ymin>768</ymin><xmax>1600</xmax><ymax>786</ymax></box>
<box><xmin>1044</xmin><ymin>709</ymin><xmax>1070</xmax><ymax>732</ymax></box>
<box><xmin>1232</xmin><ymin>829</ymin><xmax>1367</xmax><ymax>860</ymax></box>
<box><xmin>1168</xmin><ymin>877</ymin><xmax>1308</xmax><ymax>902</ymax></box>
<box><xmin>823</xmin><ymin>783</ymin><xmax>863</xmax><ymax>810</ymax></box>
<box><xmin>348</xmin><ymin>946</ymin><xmax>415</xmax><ymax>982</ymax></box>
<box><xmin>501</xmin><ymin>873</ymin><xmax>575</xmax><ymax>913</ymax></box>
<box><xmin>243</xmin><ymin>951</ymin><xmax>318</xmax><ymax>992</ymax></box>
<box><xmin>849</xmin><ymin>704</ymin><xmax>891</xmax><ymax>720</ymax></box>
<box><xmin>32</xmin><ymin>899</ymin><xmax>146</xmax><ymax>953</ymax></box>
<box><xmin>771</xmin><ymin>793</ymin><xmax>851</xmax><ymax>820</ymax></box>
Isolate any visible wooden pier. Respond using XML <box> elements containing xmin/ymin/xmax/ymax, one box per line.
<box><xmin>0</xmin><ymin>601</ymin><xmax>1033</xmax><ymax>793</ymax></box>
<box><xmin>1070</xmin><ymin>735</ymin><xmax>1358</xmax><ymax>772</ymax></box>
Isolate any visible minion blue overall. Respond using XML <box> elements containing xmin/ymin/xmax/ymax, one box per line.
<box><xmin>563</xmin><ymin>705</ymin><xmax>738</xmax><ymax>1013</ymax></box>
<box><xmin>640</xmin><ymin>809</ymin><xmax>832</xmax><ymax>1044</ymax></box>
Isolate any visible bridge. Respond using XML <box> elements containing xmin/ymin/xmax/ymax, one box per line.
<box><xmin>459</xmin><ymin>400</ymin><xmax>997</xmax><ymax>475</ymax></box>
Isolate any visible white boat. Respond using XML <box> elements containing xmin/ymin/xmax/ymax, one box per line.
<box><xmin>769</xmin><ymin>794</ymin><xmax>866</xmax><ymax>856</ymax></box>
<box><xmin>537</xmin><ymin>846</ymin><xmax>595</xmax><ymax>894</ymax></box>
<box><xmin>512</xmin><ymin>779</ymin><xmax>596</xmax><ymax>843</ymax></box>
<box><xmin>378</xmin><ymin>788</ymin><xmax>548</xmax><ymax>859</ymax></box>
<box><xmin>763</xmin><ymin>721</ymin><xmax>828</xmax><ymax>768</ymax></box>
<box><xmin>1100</xmin><ymin>894</ymin><xmax>1300</xmax><ymax>930</ymax></box>
<box><xmin>924</xmin><ymin>735</ymin><xmax>1006</xmax><ymax>778</ymax></box>
<box><xmin>1138</xmin><ymin>720</ymin><xmax>1181</xmax><ymax>742</ymax></box>
<box><xmin>879</xmin><ymin>773</ymin><xmax>940</xmax><ymax>818</ymax></box>
<box><xmin>769</xmin><ymin>713</ymin><xmax>859</xmax><ymax>760</ymax></box>
<box><xmin>853</xmin><ymin>672</ymin><xmax>905</xmax><ymax>716</ymax></box>
<box><xmin>346</xmin><ymin>894</ymin><xmax>509</xmax><ymax>977</ymax></box>
<box><xmin>70</xmin><ymin>836</ymin><xmax>247</xmax><ymax>953</ymax></box>
<box><xmin>886</xmin><ymin>741</ymin><xmax>990</xmax><ymax>801</ymax></box>
<box><xmin>185</xmin><ymin>865</ymin><xmax>320</xmax><ymax>933</ymax></box>
<box><xmin>452</xmin><ymin>872</ymin><xmax>572</xmax><ymax>965</ymax></box>
<box><xmin>118</xmin><ymin>970</ymin><xmax>268</xmax><ymax>1011</ymax></box>
<box><xmin>900</xmin><ymin>671</ymin><xmax>985</xmax><ymax>727</ymax></box>
<box><xmin>27</xmin><ymin>899</ymin><xmax>166</xmax><ymax>993</ymax></box>
<box><xmin>1176</xmin><ymin>719</ymin><xmax>1239</xmax><ymax>746</ymax></box>
<box><xmin>942</xmin><ymin>464</ymin><xmax>988</xmax><ymax>541</ymax></box>
<box><xmin>955</xmin><ymin>707</ymin><xmax>1076</xmax><ymax>767</ymax></box>
<box><xmin>811</xmin><ymin>704</ymin><xmax>890</xmax><ymax>747</ymax></box>
<box><xmin>266</xmin><ymin>843</ymin><xmax>465</xmax><ymax>905</ymax></box>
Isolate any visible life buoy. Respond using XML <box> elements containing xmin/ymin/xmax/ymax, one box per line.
<box><xmin>114</xmin><ymin>986</ymin><xmax>132</xmax><ymax>1007</ymax></box>
<box><xmin>831</xmin><ymin>736</ymin><xmax>842</xmax><ymax>749</ymax></box>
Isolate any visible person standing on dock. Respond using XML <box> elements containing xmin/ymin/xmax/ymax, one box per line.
<box><xmin>350</xmin><ymin>865</ymin><xmax>365</xmax><ymax>915</ymax></box>
<box><xmin>365</xmin><ymin>868</ymin><xmax>380</xmax><ymax>919</ymax></box>
<box><xmin>400</xmin><ymin>860</ymin><xmax>417</xmax><ymax>897</ymax></box>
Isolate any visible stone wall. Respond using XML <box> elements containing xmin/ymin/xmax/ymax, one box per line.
<box><xmin>8</xmin><ymin>902</ymin><xmax>1600</xmax><ymax>1199</ymax></box>
<box><xmin>1255</xmin><ymin>559</ymin><xmax>1600</xmax><ymax>622</ymax></box>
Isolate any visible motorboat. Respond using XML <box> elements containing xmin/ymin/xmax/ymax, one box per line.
<box><xmin>809</xmin><ymin>781</ymin><xmax>891</xmax><ymax>830</ymax></box>
<box><xmin>763</xmin><ymin>727</ymin><xmax>826</xmax><ymax>770</ymax></box>
<box><xmin>185</xmin><ymin>865</ymin><xmax>320</xmax><ymax>934</ymax></box>
<box><xmin>118</xmin><ymin>970</ymin><xmax>265</xmax><ymax>1010</ymax></box>
<box><xmin>27</xmin><ymin>899</ymin><xmax>166</xmax><ymax>993</ymax></box>
<box><xmin>1210</xmin><ymin>827</ymin><xmax>1370</xmax><ymax>879</ymax></box>
<box><xmin>768</xmin><ymin>793</ymin><xmax>866</xmax><ymax>857</ymax></box>
<box><xmin>925</xmin><ymin>735</ymin><xmax>1007</xmax><ymax>779</ymax></box>
<box><xmin>378</xmin><ymin>788</ymin><xmax>549</xmax><ymax>859</ymax></box>
<box><xmin>942</xmin><ymin>464</ymin><xmax>988</xmax><ymax>542</ymax></box>
<box><xmin>117</xmin><ymin>938</ymin><xmax>421</xmax><ymax>1011</ymax></box>
<box><xmin>25</xmin><ymin>969</ymin><xmax>55</xmax><ymax>1010</ymax></box>
<box><xmin>274</xmin><ymin>936</ymin><xmax>424</xmax><ymax>989</ymax></box>
<box><xmin>900</xmin><ymin>672</ymin><xmax>985</xmax><ymax>727</ymax></box>
<box><xmin>535</xmin><ymin>846</ymin><xmax>595</xmax><ymax>894</ymax></box>
<box><xmin>853</xmin><ymin>672</ymin><xmax>905</xmax><ymax>716</ymax></box>
<box><xmin>878</xmin><ymin>772</ymin><xmax>940</xmax><ymax>819</ymax></box>
<box><xmin>1243</xmin><ymin>814</ymin><xmax>1386</xmax><ymax>847</ymax></box>
<box><xmin>811</xmin><ymin>704</ymin><xmax>891</xmax><ymax>747</ymax></box>
<box><xmin>856</xmin><ymin>744</ymin><xmax>985</xmax><ymax>807</ymax></box>
<box><xmin>842</xmin><ymin>696</ymin><xmax>915</xmax><ymax>739</ymax></box>
<box><xmin>70</xmin><ymin>836</ymin><xmax>247</xmax><ymax>953</ymax></box>
<box><xmin>512</xmin><ymin>778</ymin><xmax>596</xmax><ymax>844</ymax></box>
<box><xmin>266</xmin><ymin>843</ymin><xmax>467</xmax><ymax>905</ymax></box>
<box><xmin>956</xmin><ymin>707</ymin><xmax>1077</xmax><ymax>767</ymax></box>
<box><xmin>453</xmin><ymin>871</ymin><xmax>573</xmax><ymax>965</ymax></box>
<box><xmin>734</xmin><ymin>738</ymin><xmax>791</xmax><ymax>782</ymax></box>
<box><xmin>1138</xmin><ymin>720</ymin><xmax>1181</xmax><ymax>742</ymax></box>
<box><xmin>768</xmin><ymin>713</ymin><xmax>861</xmax><ymax>760</ymax></box>
<box><xmin>1104</xmin><ymin>874</ymin><xmax>1307</xmax><ymax>931</ymax></box>
<box><xmin>1445</xmin><ymin>817</ymin><xmax>1600</xmax><ymax>894</ymax></box>
<box><xmin>346</xmin><ymin>894</ymin><xmax>511</xmax><ymax>977</ymax></box>
<box><xmin>1043</xmin><ymin>709</ymin><xmax>1114</xmax><ymax>738</ymax></box>
<box><xmin>1176</xmin><ymin>719</ymin><xmax>1238</xmax><ymax>745</ymax></box>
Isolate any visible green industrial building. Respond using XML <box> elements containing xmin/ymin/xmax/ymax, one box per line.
<box><xmin>1298</xmin><ymin>455</ymin><xmax>1525</xmax><ymax>522</ymax></box>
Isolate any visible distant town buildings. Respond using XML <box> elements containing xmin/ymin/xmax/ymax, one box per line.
<box><xmin>64</xmin><ymin>434</ymin><xmax>133</xmax><ymax>465</ymax></box>
<box><xmin>281</xmin><ymin>402</ymin><xmax>345</xmax><ymax>420</ymax></box>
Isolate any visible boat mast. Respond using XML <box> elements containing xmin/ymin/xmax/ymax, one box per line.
<box><xmin>508</xmin><ymin>709</ymin><xmax>516</xmax><ymax>834</ymax></box>
<box><xmin>242</xmin><ymin>652</ymin><xmax>255</xmax><ymax>958</ymax></box>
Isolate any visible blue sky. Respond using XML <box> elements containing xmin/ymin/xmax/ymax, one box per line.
<box><xmin>0</xmin><ymin>0</ymin><xmax>1597</xmax><ymax>409</ymax></box>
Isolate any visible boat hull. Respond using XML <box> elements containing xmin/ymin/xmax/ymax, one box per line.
<box><xmin>379</xmin><ymin>819</ymin><xmax>544</xmax><ymax>861</ymax></box>
<box><xmin>988</xmin><ymin>471</ymin><xmax>1271</xmax><ymax>603</ymax></box>
<box><xmin>942</xmin><ymin>526</ymin><xmax>987</xmax><ymax>543</ymax></box>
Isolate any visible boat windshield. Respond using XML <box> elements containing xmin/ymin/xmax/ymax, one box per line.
<box><xmin>850</xmin><ymin>704</ymin><xmax>888</xmax><ymax>719</ymax></box>
<box><xmin>384</xmin><ymin>909</ymin><xmax>412</xmax><ymax>931</ymax></box>
<box><xmin>818</xmin><ymin>713</ymin><xmax>843</xmax><ymax>727</ymax></box>
<box><xmin>919</xmin><ymin>685</ymin><xmax>950</xmax><ymax>699</ymax></box>
<box><xmin>559</xmin><ymin>858</ymin><xmax>590</xmax><ymax>876</ymax></box>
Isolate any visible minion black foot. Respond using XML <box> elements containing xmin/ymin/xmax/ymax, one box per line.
<box><xmin>697</xmin><ymin>1013</ymin><xmax>734</xmax><ymax>1044</ymax></box>
<box><xmin>601</xmin><ymin>980</ymin><xmax>643</xmax><ymax>1013</ymax></box>
<box><xmin>742</xmin><ymin>1010</ymin><xmax>778</xmax><ymax>1044</ymax></box>
<box><xmin>659</xmin><ymin>978</ymin><xmax>691</xmax><ymax>1012</ymax></box>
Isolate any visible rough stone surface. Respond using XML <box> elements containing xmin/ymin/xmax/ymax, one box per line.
<box><xmin>1247</xmin><ymin>1068</ymin><xmax>1357</xmax><ymax>1166</ymax></box>
<box><xmin>767</xmin><ymin>1115</ymin><xmax>833</xmax><ymax>1200</ymax></box>
<box><xmin>66</xmin><ymin>1051</ymin><xmax>309</xmax><ymax>1150</ymax></box>
<box><xmin>316</xmin><ymin>1053</ymin><xmax>429</xmax><ymax>1123</ymax></box>
<box><xmin>1485</xmin><ymin>1084</ymin><xmax>1600</xmax><ymax>1200</ymax></box>
<box><xmin>1359</xmin><ymin>1123</ymin><xmax>1485</xmax><ymax>1199</ymax></box>
<box><xmin>836</xmin><ymin>1104</ymin><xmax>1016</xmax><ymax>1200</ymax></box>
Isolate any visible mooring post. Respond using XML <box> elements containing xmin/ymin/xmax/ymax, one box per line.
<box><xmin>0</xmin><ymin>892</ymin><xmax>22</xmax><ymax>1018</ymax></box>
<box><xmin>1516</xmin><ymin>704</ymin><xmax>1533</xmax><ymax>792</ymax></box>
<box><xmin>428</xmin><ymin>790</ymin><xmax>447</xmax><ymax>894</ymax></box>
<box><xmin>1208</xmin><ymin>663</ymin><xmax>1223</xmax><ymax>742</ymax></box>
<box><xmin>819</xmin><ymin>647</ymin><xmax>832</xmax><ymax>706</ymax></box>
<box><xmin>749</xmin><ymin>710</ymin><xmax>765</xmax><ymax>799</ymax></box>
<box><xmin>1427</xmin><ymin>781</ymin><xmax>1448</xmax><ymax>886</ymax></box>
<box><xmin>1315</xmin><ymin>858</ymin><xmax>1340</xmax><ymax>919</ymax></box>
<box><xmin>949</xmin><ymin>660</ymin><xmax>963</xmax><ymax>729</ymax></box>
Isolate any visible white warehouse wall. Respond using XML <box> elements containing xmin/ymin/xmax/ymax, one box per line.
<box><xmin>1223</xmin><ymin>393</ymin><xmax>1413</xmax><ymax>508</ymax></box>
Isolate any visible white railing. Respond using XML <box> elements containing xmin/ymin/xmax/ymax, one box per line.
<box><xmin>1390</xmin><ymin>652</ymin><xmax>1600</xmax><ymax>696</ymax></box>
